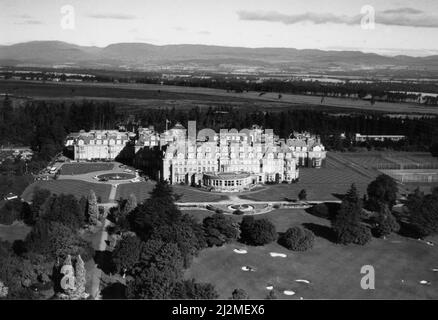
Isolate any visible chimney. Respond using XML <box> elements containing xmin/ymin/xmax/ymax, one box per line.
<box><xmin>188</xmin><ymin>120</ymin><xmax>196</xmax><ymax>142</ymax></box>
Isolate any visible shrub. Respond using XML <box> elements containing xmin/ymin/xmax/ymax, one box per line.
<box><xmin>230</xmin><ymin>288</ymin><xmax>249</xmax><ymax>300</ymax></box>
<box><xmin>373</xmin><ymin>205</ymin><xmax>400</xmax><ymax>238</ymax></box>
<box><xmin>233</xmin><ymin>209</ymin><xmax>244</xmax><ymax>215</ymax></box>
<box><xmin>240</xmin><ymin>217</ymin><xmax>277</xmax><ymax>246</ymax></box>
<box><xmin>298</xmin><ymin>189</ymin><xmax>307</xmax><ymax>201</ymax></box>
<box><xmin>203</xmin><ymin>213</ymin><xmax>240</xmax><ymax>247</ymax></box>
<box><xmin>279</xmin><ymin>226</ymin><xmax>315</xmax><ymax>251</ymax></box>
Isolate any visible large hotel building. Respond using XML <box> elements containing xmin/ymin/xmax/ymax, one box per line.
<box><xmin>66</xmin><ymin>121</ymin><xmax>326</xmax><ymax>192</ymax></box>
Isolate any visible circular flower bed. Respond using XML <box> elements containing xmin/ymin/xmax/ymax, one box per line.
<box><xmin>97</xmin><ymin>173</ymin><xmax>136</xmax><ymax>181</ymax></box>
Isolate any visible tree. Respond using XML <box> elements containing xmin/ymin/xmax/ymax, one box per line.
<box><xmin>203</xmin><ymin>213</ymin><xmax>240</xmax><ymax>247</ymax></box>
<box><xmin>27</xmin><ymin>188</ymin><xmax>51</xmax><ymax>225</ymax></box>
<box><xmin>150</xmin><ymin>216</ymin><xmax>206</xmax><ymax>267</ymax></box>
<box><xmin>0</xmin><ymin>281</ymin><xmax>8</xmax><ymax>298</ymax></box>
<box><xmin>332</xmin><ymin>184</ymin><xmax>372</xmax><ymax>245</ymax></box>
<box><xmin>74</xmin><ymin>255</ymin><xmax>87</xmax><ymax>298</ymax></box>
<box><xmin>239</xmin><ymin>217</ymin><xmax>277</xmax><ymax>246</ymax></box>
<box><xmin>25</xmin><ymin>220</ymin><xmax>94</xmax><ymax>261</ymax></box>
<box><xmin>171</xmin><ymin>279</ymin><xmax>219</xmax><ymax>299</ymax></box>
<box><xmin>279</xmin><ymin>226</ymin><xmax>315</xmax><ymax>251</ymax></box>
<box><xmin>129</xmin><ymin>183</ymin><xmax>183</xmax><ymax>241</ymax></box>
<box><xmin>123</xmin><ymin>193</ymin><xmax>138</xmax><ymax>216</ymax></box>
<box><xmin>298</xmin><ymin>189</ymin><xmax>307</xmax><ymax>201</ymax></box>
<box><xmin>87</xmin><ymin>190</ymin><xmax>99</xmax><ymax>225</ymax></box>
<box><xmin>367</xmin><ymin>174</ymin><xmax>398</xmax><ymax>211</ymax></box>
<box><xmin>230</xmin><ymin>288</ymin><xmax>249</xmax><ymax>300</ymax></box>
<box><xmin>407</xmin><ymin>190</ymin><xmax>438</xmax><ymax>237</ymax></box>
<box><xmin>112</xmin><ymin>234</ymin><xmax>143</xmax><ymax>275</ymax></box>
<box><xmin>373</xmin><ymin>204</ymin><xmax>400</xmax><ymax>238</ymax></box>
<box><xmin>41</xmin><ymin>194</ymin><xmax>85</xmax><ymax>231</ymax></box>
<box><xmin>127</xmin><ymin>240</ymin><xmax>184</xmax><ymax>299</ymax></box>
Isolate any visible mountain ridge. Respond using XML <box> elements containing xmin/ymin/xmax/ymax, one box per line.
<box><xmin>1</xmin><ymin>40</ymin><xmax>437</xmax><ymax>71</ymax></box>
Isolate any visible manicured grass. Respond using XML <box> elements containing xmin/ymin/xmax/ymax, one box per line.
<box><xmin>0</xmin><ymin>221</ymin><xmax>32</xmax><ymax>242</ymax></box>
<box><xmin>22</xmin><ymin>180</ymin><xmax>111</xmax><ymax>202</ymax></box>
<box><xmin>115</xmin><ymin>182</ymin><xmax>156</xmax><ymax>202</ymax></box>
<box><xmin>115</xmin><ymin>182</ymin><xmax>228</xmax><ymax>203</ymax></box>
<box><xmin>185</xmin><ymin>209</ymin><xmax>438</xmax><ymax>299</ymax></box>
<box><xmin>173</xmin><ymin>185</ymin><xmax>229</xmax><ymax>203</ymax></box>
<box><xmin>59</xmin><ymin>162</ymin><xmax>115</xmax><ymax>175</ymax></box>
<box><xmin>240</xmin><ymin>168</ymin><xmax>373</xmax><ymax>202</ymax></box>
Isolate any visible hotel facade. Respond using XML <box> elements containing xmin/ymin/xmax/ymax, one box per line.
<box><xmin>66</xmin><ymin>121</ymin><xmax>326</xmax><ymax>192</ymax></box>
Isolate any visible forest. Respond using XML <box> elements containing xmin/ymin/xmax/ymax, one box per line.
<box><xmin>1</xmin><ymin>97</ymin><xmax>438</xmax><ymax>160</ymax></box>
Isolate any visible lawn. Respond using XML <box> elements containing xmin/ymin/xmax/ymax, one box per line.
<box><xmin>185</xmin><ymin>209</ymin><xmax>438</xmax><ymax>299</ymax></box>
<box><xmin>59</xmin><ymin>162</ymin><xmax>115</xmax><ymax>175</ymax></box>
<box><xmin>240</xmin><ymin>168</ymin><xmax>373</xmax><ymax>202</ymax></box>
<box><xmin>0</xmin><ymin>221</ymin><xmax>32</xmax><ymax>242</ymax></box>
<box><xmin>115</xmin><ymin>182</ymin><xmax>228</xmax><ymax>203</ymax></box>
<box><xmin>22</xmin><ymin>180</ymin><xmax>111</xmax><ymax>203</ymax></box>
<box><xmin>115</xmin><ymin>182</ymin><xmax>156</xmax><ymax>202</ymax></box>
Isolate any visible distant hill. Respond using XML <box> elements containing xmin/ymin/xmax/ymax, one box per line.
<box><xmin>1</xmin><ymin>40</ymin><xmax>438</xmax><ymax>71</ymax></box>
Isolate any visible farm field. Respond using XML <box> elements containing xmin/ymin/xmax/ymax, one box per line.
<box><xmin>185</xmin><ymin>209</ymin><xmax>438</xmax><ymax>299</ymax></box>
<box><xmin>21</xmin><ymin>179</ymin><xmax>111</xmax><ymax>203</ymax></box>
<box><xmin>3</xmin><ymin>80</ymin><xmax>438</xmax><ymax>115</ymax></box>
<box><xmin>0</xmin><ymin>221</ymin><xmax>32</xmax><ymax>242</ymax></box>
<box><xmin>59</xmin><ymin>162</ymin><xmax>115</xmax><ymax>175</ymax></box>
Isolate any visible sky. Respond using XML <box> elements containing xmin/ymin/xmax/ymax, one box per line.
<box><xmin>1</xmin><ymin>0</ymin><xmax>438</xmax><ymax>56</ymax></box>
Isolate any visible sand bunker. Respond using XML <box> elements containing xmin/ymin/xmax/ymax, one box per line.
<box><xmin>266</xmin><ymin>286</ymin><xmax>274</xmax><ymax>290</ymax></box>
<box><xmin>241</xmin><ymin>266</ymin><xmax>256</xmax><ymax>272</ymax></box>
<box><xmin>419</xmin><ymin>280</ymin><xmax>431</xmax><ymax>285</ymax></box>
<box><xmin>295</xmin><ymin>279</ymin><xmax>311</xmax><ymax>284</ymax></box>
<box><xmin>283</xmin><ymin>290</ymin><xmax>295</xmax><ymax>296</ymax></box>
<box><xmin>426</xmin><ymin>241</ymin><xmax>435</xmax><ymax>246</ymax></box>
<box><xmin>270</xmin><ymin>252</ymin><xmax>287</xmax><ymax>258</ymax></box>
<box><xmin>432</xmin><ymin>269</ymin><xmax>438</xmax><ymax>272</ymax></box>
<box><xmin>234</xmin><ymin>249</ymin><xmax>248</xmax><ymax>254</ymax></box>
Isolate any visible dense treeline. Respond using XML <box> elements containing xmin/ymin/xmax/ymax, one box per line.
<box><xmin>0</xmin><ymin>97</ymin><xmax>120</xmax><ymax>164</ymax></box>
<box><xmin>2</xmin><ymin>97</ymin><xmax>438</xmax><ymax>157</ymax></box>
<box><xmin>136</xmin><ymin>106</ymin><xmax>438</xmax><ymax>151</ymax></box>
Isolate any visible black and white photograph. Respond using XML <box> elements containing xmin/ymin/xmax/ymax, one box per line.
<box><xmin>0</xmin><ymin>0</ymin><xmax>437</xmax><ymax>310</ymax></box>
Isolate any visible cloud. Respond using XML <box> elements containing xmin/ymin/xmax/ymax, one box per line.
<box><xmin>237</xmin><ymin>8</ymin><xmax>438</xmax><ymax>28</ymax></box>
<box><xmin>87</xmin><ymin>13</ymin><xmax>137</xmax><ymax>20</ymax></box>
<box><xmin>173</xmin><ymin>27</ymin><xmax>186</xmax><ymax>31</ymax></box>
<box><xmin>15</xmin><ymin>19</ymin><xmax>44</xmax><ymax>25</ymax></box>
<box><xmin>198</xmin><ymin>30</ymin><xmax>211</xmax><ymax>35</ymax></box>
<box><xmin>14</xmin><ymin>14</ymin><xmax>44</xmax><ymax>25</ymax></box>
<box><xmin>382</xmin><ymin>8</ymin><xmax>423</xmax><ymax>15</ymax></box>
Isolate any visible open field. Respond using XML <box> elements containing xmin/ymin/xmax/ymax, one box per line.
<box><xmin>240</xmin><ymin>167</ymin><xmax>375</xmax><ymax>202</ymax></box>
<box><xmin>3</xmin><ymin>80</ymin><xmax>438</xmax><ymax>114</ymax></box>
<box><xmin>185</xmin><ymin>209</ymin><xmax>438</xmax><ymax>299</ymax></box>
<box><xmin>22</xmin><ymin>179</ymin><xmax>111</xmax><ymax>202</ymax></box>
<box><xmin>59</xmin><ymin>162</ymin><xmax>115</xmax><ymax>175</ymax></box>
<box><xmin>0</xmin><ymin>221</ymin><xmax>31</xmax><ymax>242</ymax></box>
